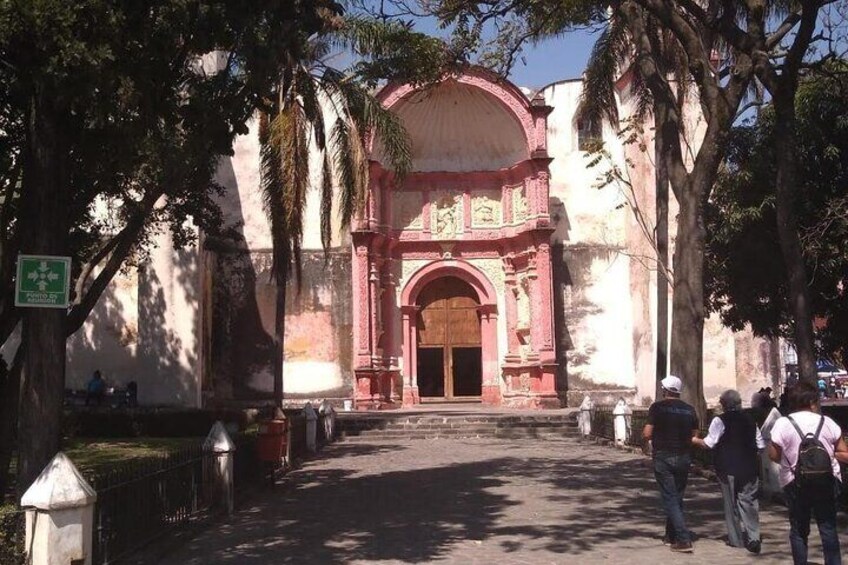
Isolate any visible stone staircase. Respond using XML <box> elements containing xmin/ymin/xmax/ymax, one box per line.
<box><xmin>336</xmin><ymin>411</ymin><xmax>579</xmax><ymax>441</ymax></box>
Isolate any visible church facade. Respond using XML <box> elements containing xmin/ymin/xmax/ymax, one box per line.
<box><xmin>63</xmin><ymin>67</ymin><xmax>784</xmax><ymax>409</ymax></box>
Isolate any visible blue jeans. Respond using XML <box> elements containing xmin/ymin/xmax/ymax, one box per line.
<box><xmin>784</xmin><ymin>480</ymin><xmax>842</xmax><ymax>565</ymax></box>
<box><xmin>654</xmin><ymin>451</ymin><xmax>691</xmax><ymax>543</ymax></box>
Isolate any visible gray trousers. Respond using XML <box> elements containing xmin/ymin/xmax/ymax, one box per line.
<box><xmin>719</xmin><ymin>475</ymin><xmax>760</xmax><ymax>547</ymax></box>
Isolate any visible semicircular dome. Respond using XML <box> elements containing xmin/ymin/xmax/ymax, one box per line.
<box><xmin>374</xmin><ymin>80</ymin><xmax>528</xmax><ymax>173</ymax></box>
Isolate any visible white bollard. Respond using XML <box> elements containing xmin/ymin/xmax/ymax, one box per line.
<box><xmin>613</xmin><ymin>398</ymin><xmax>628</xmax><ymax>447</ymax></box>
<box><xmin>759</xmin><ymin>407</ymin><xmax>784</xmax><ymax>497</ymax></box>
<box><xmin>319</xmin><ymin>400</ymin><xmax>336</xmax><ymax>442</ymax></box>
<box><xmin>578</xmin><ymin>395</ymin><xmax>594</xmax><ymax>439</ymax></box>
<box><xmin>21</xmin><ymin>452</ymin><xmax>97</xmax><ymax>565</ymax></box>
<box><xmin>304</xmin><ymin>402</ymin><xmax>318</xmax><ymax>453</ymax></box>
<box><xmin>204</xmin><ymin>421</ymin><xmax>236</xmax><ymax>515</ymax></box>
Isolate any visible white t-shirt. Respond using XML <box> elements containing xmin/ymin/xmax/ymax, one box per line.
<box><xmin>770</xmin><ymin>411</ymin><xmax>843</xmax><ymax>488</ymax></box>
<box><xmin>703</xmin><ymin>415</ymin><xmax>766</xmax><ymax>449</ymax></box>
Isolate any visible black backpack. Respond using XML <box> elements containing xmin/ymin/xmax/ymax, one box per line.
<box><xmin>789</xmin><ymin>416</ymin><xmax>835</xmax><ymax>490</ymax></box>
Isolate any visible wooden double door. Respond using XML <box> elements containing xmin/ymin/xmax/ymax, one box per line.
<box><xmin>416</xmin><ymin>277</ymin><xmax>482</xmax><ymax>399</ymax></box>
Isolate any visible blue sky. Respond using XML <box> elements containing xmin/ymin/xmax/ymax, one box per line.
<box><xmin>405</xmin><ymin>13</ymin><xmax>600</xmax><ymax>89</ymax></box>
<box><xmin>502</xmin><ymin>32</ymin><xmax>598</xmax><ymax>89</ymax></box>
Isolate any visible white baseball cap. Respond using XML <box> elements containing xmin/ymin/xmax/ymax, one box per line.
<box><xmin>661</xmin><ymin>375</ymin><xmax>683</xmax><ymax>394</ymax></box>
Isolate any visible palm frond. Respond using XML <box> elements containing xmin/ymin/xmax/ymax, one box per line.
<box><xmin>331</xmin><ymin>116</ymin><xmax>365</xmax><ymax>228</ymax></box>
<box><xmin>280</xmin><ymin>93</ymin><xmax>310</xmax><ymax>288</ymax></box>
<box><xmin>579</xmin><ymin>12</ymin><xmax>631</xmax><ymax>126</ymax></box>
<box><xmin>259</xmin><ymin>110</ymin><xmax>292</xmax><ymax>286</ymax></box>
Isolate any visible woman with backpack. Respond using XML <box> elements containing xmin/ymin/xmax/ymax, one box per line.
<box><xmin>769</xmin><ymin>381</ymin><xmax>848</xmax><ymax>565</ymax></box>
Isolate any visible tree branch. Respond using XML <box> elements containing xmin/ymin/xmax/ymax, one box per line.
<box><xmin>65</xmin><ymin>191</ymin><xmax>161</xmax><ymax>336</ymax></box>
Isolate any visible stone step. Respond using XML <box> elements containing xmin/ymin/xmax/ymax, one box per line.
<box><xmin>339</xmin><ymin>420</ymin><xmax>576</xmax><ymax>430</ymax></box>
<box><xmin>339</xmin><ymin>432</ymin><xmax>579</xmax><ymax>442</ymax></box>
<box><xmin>336</xmin><ymin>417</ymin><xmax>577</xmax><ymax>428</ymax></box>
<box><xmin>338</xmin><ymin>427</ymin><xmax>579</xmax><ymax>440</ymax></box>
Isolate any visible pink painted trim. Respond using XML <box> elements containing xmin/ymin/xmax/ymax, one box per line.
<box><xmin>401</xmin><ymin>259</ymin><xmax>497</xmax><ymax>307</ymax></box>
<box><xmin>375</xmin><ymin>67</ymin><xmax>548</xmax><ymax>155</ymax></box>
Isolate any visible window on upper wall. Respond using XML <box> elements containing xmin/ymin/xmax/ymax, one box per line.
<box><xmin>577</xmin><ymin>118</ymin><xmax>603</xmax><ymax>151</ymax></box>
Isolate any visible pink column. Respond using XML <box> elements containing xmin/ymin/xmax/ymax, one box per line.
<box><xmin>352</xmin><ymin>242</ymin><xmax>375</xmax><ymax>407</ymax></box>
<box><xmin>503</xmin><ymin>256</ymin><xmax>521</xmax><ymax>364</ymax></box>
<box><xmin>352</xmin><ymin>244</ymin><xmax>372</xmax><ymax>367</ymax></box>
<box><xmin>531</xmin><ymin>241</ymin><xmax>557</xmax><ymax>397</ymax></box>
<box><xmin>401</xmin><ymin>305</ymin><xmax>420</xmax><ymax>406</ymax></box>
<box><xmin>479</xmin><ymin>305</ymin><xmax>501</xmax><ymax>405</ymax></box>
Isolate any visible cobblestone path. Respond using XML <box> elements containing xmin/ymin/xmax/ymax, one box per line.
<box><xmin>156</xmin><ymin>437</ymin><xmax>845</xmax><ymax>564</ymax></box>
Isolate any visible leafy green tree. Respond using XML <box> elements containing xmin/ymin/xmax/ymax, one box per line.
<box><xmin>0</xmin><ymin>0</ymin><xmax>341</xmax><ymax>495</ymax></box>
<box><xmin>706</xmin><ymin>66</ymin><xmax>848</xmax><ymax>364</ymax></box>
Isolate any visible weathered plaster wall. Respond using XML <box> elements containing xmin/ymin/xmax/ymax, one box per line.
<box><xmin>544</xmin><ymin>79</ymin><xmax>639</xmax><ymax>392</ymax></box>
<box><xmin>209</xmin><ymin>247</ymin><xmax>353</xmax><ymax>400</ymax></box>
<box><xmin>66</xmin><ymin>228</ymin><xmax>202</xmax><ymax>407</ymax></box>
<box><xmin>208</xmin><ymin>117</ymin><xmax>354</xmax><ymax>402</ymax></box>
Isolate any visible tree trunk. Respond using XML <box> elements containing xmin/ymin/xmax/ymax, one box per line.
<box><xmin>772</xmin><ymin>90</ymin><xmax>817</xmax><ymax>384</ymax></box>
<box><xmin>0</xmin><ymin>345</ymin><xmax>23</xmax><ymax>499</ymax></box>
<box><xmin>654</xmin><ymin>110</ymin><xmax>670</xmax><ymax>400</ymax></box>
<box><xmin>669</xmin><ymin>187</ymin><xmax>708</xmax><ymax>423</ymax></box>
<box><xmin>273</xmin><ymin>270</ymin><xmax>287</xmax><ymax>409</ymax></box>
<box><xmin>16</xmin><ymin>88</ymin><xmax>70</xmax><ymax>495</ymax></box>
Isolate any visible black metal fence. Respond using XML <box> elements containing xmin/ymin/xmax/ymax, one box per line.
<box><xmin>85</xmin><ymin>412</ymin><xmax>335</xmax><ymax>564</ymax></box>
<box><xmin>88</xmin><ymin>444</ymin><xmax>210</xmax><ymax>564</ymax></box>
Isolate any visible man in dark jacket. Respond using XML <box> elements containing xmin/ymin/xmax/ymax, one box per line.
<box><xmin>693</xmin><ymin>389</ymin><xmax>764</xmax><ymax>554</ymax></box>
<box><xmin>643</xmin><ymin>375</ymin><xmax>699</xmax><ymax>553</ymax></box>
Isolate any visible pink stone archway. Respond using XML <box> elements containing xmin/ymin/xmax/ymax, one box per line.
<box><xmin>376</xmin><ymin>67</ymin><xmax>549</xmax><ymax>156</ymax></box>
<box><xmin>350</xmin><ymin>67</ymin><xmax>562</xmax><ymax>410</ymax></box>
<box><xmin>399</xmin><ymin>260</ymin><xmax>500</xmax><ymax>406</ymax></box>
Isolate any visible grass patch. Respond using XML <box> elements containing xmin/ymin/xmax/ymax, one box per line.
<box><xmin>63</xmin><ymin>437</ymin><xmax>200</xmax><ymax>472</ymax></box>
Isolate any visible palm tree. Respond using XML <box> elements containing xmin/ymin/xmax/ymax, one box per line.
<box><xmin>258</xmin><ymin>16</ymin><xmax>415</xmax><ymax>408</ymax></box>
<box><xmin>577</xmin><ymin>8</ymin><xmax>689</xmax><ymax>400</ymax></box>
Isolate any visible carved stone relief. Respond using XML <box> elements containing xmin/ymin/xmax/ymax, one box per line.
<box><xmin>465</xmin><ymin>258</ymin><xmax>505</xmax><ymax>293</ymax></box>
<box><xmin>515</xmin><ymin>273</ymin><xmax>531</xmax><ymax>332</ymax></box>
<box><xmin>396</xmin><ymin>259</ymin><xmax>429</xmax><ymax>301</ymax></box>
<box><xmin>512</xmin><ymin>184</ymin><xmax>528</xmax><ymax>223</ymax></box>
<box><xmin>430</xmin><ymin>191</ymin><xmax>463</xmax><ymax>239</ymax></box>
<box><xmin>391</xmin><ymin>191</ymin><xmax>423</xmax><ymax>230</ymax></box>
<box><xmin>471</xmin><ymin>190</ymin><xmax>502</xmax><ymax>228</ymax></box>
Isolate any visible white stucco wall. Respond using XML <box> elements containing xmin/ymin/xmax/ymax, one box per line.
<box><xmin>544</xmin><ymin>79</ymin><xmax>639</xmax><ymax>391</ymax></box>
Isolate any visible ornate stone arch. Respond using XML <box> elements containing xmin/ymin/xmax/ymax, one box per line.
<box><xmin>376</xmin><ymin>66</ymin><xmax>550</xmax><ymax>158</ymax></box>
<box><xmin>399</xmin><ymin>259</ymin><xmax>500</xmax><ymax>406</ymax></box>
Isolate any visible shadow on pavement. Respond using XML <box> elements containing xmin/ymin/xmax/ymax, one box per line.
<box><xmin>154</xmin><ymin>440</ymin><xmax>846</xmax><ymax>564</ymax></box>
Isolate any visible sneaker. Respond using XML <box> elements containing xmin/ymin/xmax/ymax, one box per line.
<box><xmin>745</xmin><ymin>540</ymin><xmax>761</xmax><ymax>555</ymax></box>
<box><xmin>670</xmin><ymin>541</ymin><xmax>694</xmax><ymax>553</ymax></box>
<box><xmin>662</xmin><ymin>536</ymin><xmax>673</xmax><ymax>545</ymax></box>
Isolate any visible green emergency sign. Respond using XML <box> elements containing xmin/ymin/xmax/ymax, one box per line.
<box><xmin>15</xmin><ymin>255</ymin><xmax>72</xmax><ymax>308</ymax></box>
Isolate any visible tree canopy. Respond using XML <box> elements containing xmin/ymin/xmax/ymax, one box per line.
<box><xmin>706</xmin><ymin>65</ymin><xmax>848</xmax><ymax>363</ymax></box>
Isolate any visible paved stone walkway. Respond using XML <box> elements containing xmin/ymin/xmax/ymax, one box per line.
<box><xmin>156</xmin><ymin>437</ymin><xmax>845</xmax><ymax>564</ymax></box>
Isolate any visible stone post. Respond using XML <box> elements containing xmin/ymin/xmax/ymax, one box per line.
<box><xmin>304</xmin><ymin>402</ymin><xmax>318</xmax><ymax>453</ymax></box>
<box><xmin>204</xmin><ymin>421</ymin><xmax>236</xmax><ymax>516</ymax></box>
<box><xmin>578</xmin><ymin>395</ymin><xmax>594</xmax><ymax>439</ymax></box>
<box><xmin>21</xmin><ymin>452</ymin><xmax>97</xmax><ymax>565</ymax></box>
<box><xmin>613</xmin><ymin>398</ymin><xmax>629</xmax><ymax>447</ymax></box>
<box><xmin>319</xmin><ymin>400</ymin><xmax>336</xmax><ymax>442</ymax></box>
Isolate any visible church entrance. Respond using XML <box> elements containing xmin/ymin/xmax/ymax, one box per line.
<box><xmin>415</xmin><ymin>276</ymin><xmax>483</xmax><ymax>400</ymax></box>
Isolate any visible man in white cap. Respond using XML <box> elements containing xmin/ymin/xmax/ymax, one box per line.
<box><xmin>642</xmin><ymin>375</ymin><xmax>700</xmax><ymax>553</ymax></box>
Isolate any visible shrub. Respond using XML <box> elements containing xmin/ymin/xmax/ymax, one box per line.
<box><xmin>0</xmin><ymin>504</ymin><xmax>25</xmax><ymax>565</ymax></box>
<box><xmin>64</xmin><ymin>408</ymin><xmax>258</xmax><ymax>439</ymax></box>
